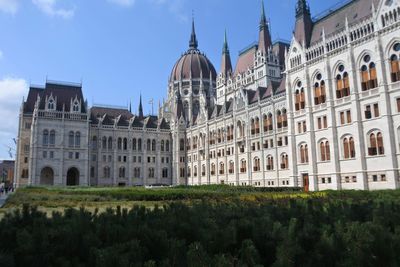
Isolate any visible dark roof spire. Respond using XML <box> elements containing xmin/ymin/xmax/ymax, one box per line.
<box><xmin>189</xmin><ymin>17</ymin><xmax>198</xmax><ymax>50</ymax></box>
<box><xmin>138</xmin><ymin>94</ymin><xmax>143</xmax><ymax>118</ymax></box>
<box><xmin>258</xmin><ymin>0</ymin><xmax>272</xmax><ymax>52</ymax></box>
<box><xmin>260</xmin><ymin>0</ymin><xmax>267</xmax><ymax>29</ymax></box>
<box><xmin>296</xmin><ymin>0</ymin><xmax>310</xmax><ymax>18</ymax></box>
<box><xmin>222</xmin><ymin>29</ymin><xmax>229</xmax><ymax>55</ymax></box>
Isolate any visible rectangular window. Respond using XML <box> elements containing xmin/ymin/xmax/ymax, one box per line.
<box><xmin>50</xmin><ymin>151</ymin><xmax>54</xmax><ymax>159</ymax></box>
<box><xmin>133</xmin><ymin>156</ymin><xmax>136</xmax><ymax>163</ymax></box>
<box><xmin>75</xmin><ymin>152</ymin><xmax>80</xmax><ymax>159</ymax></box>
<box><xmin>69</xmin><ymin>152</ymin><xmax>73</xmax><ymax>159</ymax></box>
<box><xmin>24</xmin><ymin>157</ymin><xmax>28</xmax><ymax>163</ymax></box>
<box><xmin>25</xmin><ymin>122</ymin><xmax>31</xmax><ymax>129</ymax></box>
<box><xmin>373</xmin><ymin>103</ymin><xmax>379</xmax><ymax>117</ymax></box>
<box><xmin>24</xmin><ymin>145</ymin><xmax>30</xmax><ymax>153</ymax></box>
<box><xmin>148</xmin><ymin>157</ymin><xmax>151</xmax><ymax>163</ymax></box>
<box><xmin>138</xmin><ymin>156</ymin><xmax>141</xmax><ymax>163</ymax></box>
<box><xmin>340</xmin><ymin>110</ymin><xmax>351</xmax><ymax>125</ymax></box>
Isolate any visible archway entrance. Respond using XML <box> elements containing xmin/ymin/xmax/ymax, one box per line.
<box><xmin>40</xmin><ymin>167</ymin><xmax>54</xmax><ymax>185</ymax></box>
<box><xmin>67</xmin><ymin>168</ymin><xmax>79</xmax><ymax>186</ymax></box>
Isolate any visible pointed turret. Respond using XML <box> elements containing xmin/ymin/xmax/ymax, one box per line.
<box><xmin>221</xmin><ymin>30</ymin><xmax>232</xmax><ymax>78</ymax></box>
<box><xmin>189</xmin><ymin>18</ymin><xmax>198</xmax><ymax>50</ymax></box>
<box><xmin>294</xmin><ymin>0</ymin><xmax>313</xmax><ymax>47</ymax></box>
<box><xmin>258</xmin><ymin>0</ymin><xmax>272</xmax><ymax>53</ymax></box>
<box><xmin>138</xmin><ymin>94</ymin><xmax>144</xmax><ymax>118</ymax></box>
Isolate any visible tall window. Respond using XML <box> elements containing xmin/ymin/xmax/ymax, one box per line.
<box><xmin>138</xmin><ymin>139</ymin><xmax>142</xmax><ymax>151</ymax></box>
<box><xmin>336</xmin><ymin>64</ymin><xmax>350</xmax><ymax>98</ymax></box>
<box><xmin>49</xmin><ymin>130</ymin><xmax>55</xmax><ymax>146</ymax></box>
<box><xmin>299</xmin><ymin>144</ymin><xmax>309</xmax><ymax>164</ymax></box>
<box><xmin>266</xmin><ymin>155</ymin><xmax>273</xmax><ymax>171</ymax></box>
<box><xmin>119</xmin><ymin>167</ymin><xmax>126</xmax><ymax>178</ymax></box>
<box><xmin>148</xmin><ymin>168</ymin><xmax>155</xmax><ymax>178</ymax></box>
<box><xmin>264</xmin><ymin>113</ymin><xmax>273</xmax><ymax>132</ymax></box>
<box><xmin>253</xmin><ymin>157</ymin><xmax>260</xmax><ymax>172</ymax></box>
<box><xmin>295</xmin><ymin>81</ymin><xmax>306</xmax><ymax>111</ymax></box>
<box><xmin>123</xmin><ymin>138</ymin><xmax>128</xmax><ymax>150</ymax></box>
<box><xmin>211</xmin><ymin>164</ymin><xmax>216</xmax><ymax>175</ymax></box>
<box><xmin>118</xmin><ymin>138</ymin><xmax>122</xmax><ymax>150</ymax></box>
<box><xmin>103</xmin><ymin>167</ymin><xmax>110</xmax><ymax>178</ymax></box>
<box><xmin>147</xmin><ymin>139</ymin><xmax>151</xmax><ymax>151</ymax></box>
<box><xmin>229</xmin><ymin>161</ymin><xmax>234</xmax><ymax>174</ymax></box>
<box><xmin>165</xmin><ymin>140</ymin><xmax>169</xmax><ymax>152</ymax></box>
<box><xmin>368</xmin><ymin>132</ymin><xmax>384</xmax><ymax>156</ymax></box>
<box><xmin>162</xmin><ymin>168</ymin><xmax>168</xmax><ymax>178</ymax></box>
<box><xmin>74</xmin><ymin>132</ymin><xmax>80</xmax><ymax>148</ymax></box>
<box><xmin>68</xmin><ymin>131</ymin><xmax>74</xmax><ymax>147</ymax></box>
<box><xmin>152</xmin><ymin>139</ymin><xmax>156</xmax><ymax>151</ymax></box>
<box><xmin>180</xmin><ymin>139</ymin><xmax>185</xmax><ymax>151</ymax></box>
<box><xmin>132</xmin><ymin>138</ymin><xmax>137</xmax><ymax>151</ymax></box>
<box><xmin>202</xmin><ymin>165</ymin><xmax>206</xmax><ymax>176</ymax></box>
<box><xmin>314</xmin><ymin>73</ymin><xmax>326</xmax><ymax>105</ymax></box>
<box><xmin>102</xmin><ymin>137</ymin><xmax>107</xmax><ymax>149</ymax></box>
<box><xmin>343</xmin><ymin>137</ymin><xmax>356</xmax><ymax>159</ymax></box>
<box><xmin>390</xmin><ymin>43</ymin><xmax>400</xmax><ymax>82</ymax></box>
<box><xmin>161</xmin><ymin>140</ymin><xmax>165</xmax><ymax>151</ymax></box>
<box><xmin>43</xmin><ymin>130</ymin><xmax>49</xmax><ymax>146</ymax></box>
<box><xmin>240</xmin><ymin>159</ymin><xmax>247</xmax><ymax>173</ymax></box>
<box><xmin>320</xmin><ymin>141</ymin><xmax>331</xmax><ymax>161</ymax></box>
<box><xmin>361</xmin><ymin>55</ymin><xmax>378</xmax><ymax>91</ymax></box>
<box><xmin>108</xmin><ymin>137</ymin><xmax>113</xmax><ymax>150</ymax></box>
<box><xmin>281</xmin><ymin>154</ymin><xmax>289</xmax><ymax>170</ymax></box>
<box><xmin>255</xmin><ymin>117</ymin><xmax>260</xmax><ymax>134</ymax></box>
<box><xmin>219</xmin><ymin>162</ymin><xmax>225</xmax><ymax>175</ymax></box>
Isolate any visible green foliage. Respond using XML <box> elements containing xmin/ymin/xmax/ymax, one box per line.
<box><xmin>1</xmin><ymin>188</ymin><xmax>400</xmax><ymax>266</ymax></box>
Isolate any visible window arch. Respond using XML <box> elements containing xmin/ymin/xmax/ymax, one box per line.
<box><xmin>147</xmin><ymin>139</ymin><xmax>151</xmax><ymax>151</ymax></box>
<box><xmin>68</xmin><ymin>131</ymin><xmax>74</xmax><ymax>147</ymax></box>
<box><xmin>103</xmin><ymin>166</ymin><xmax>110</xmax><ymax>178</ymax></box>
<box><xmin>165</xmin><ymin>140</ymin><xmax>169</xmax><ymax>152</ymax></box>
<box><xmin>368</xmin><ymin>131</ymin><xmax>384</xmax><ymax>156</ymax></box>
<box><xmin>299</xmin><ymin>143</ymin><xmax>309</xmax><ymax>163</ymax></box>
<box><xmin>152</xmin><ymin>139</ymin><xmax>156</xmax><ymax>151</ymax></box>
<box><xmin>219</xmin><ymin>162</ymin><xmax>225</xmax><ymax>175</ymax></box>
<box><xmin>264</xmin><ymin>113</ymin><xmax>273</xmax><ymax>132</ymax></box>
<box><xmin>211</xmin><ymin>163</ymin><xmax>216</xmax><ymax>175</ymax></box>
<box><xmin>201</xmin><ymin>165</ymin><xmax>206</xmax><ymax>176</ymax></box>
<box><xmin>43</xmin><ymin>130</ymin><xmax>49</xmax><ymax>146</ymax></box>
<box><xmin>102</xmin><ymin>137</ymin><xmax>107</xmax><ymax>149</ymax></box>
<box><xmin>161</xmin><ymin>140</ymin><xmax>165</xmax><ymax>151</ymax></box>
<box><xmin>360</xmin><ymin>55</ymin><xmax>378</xmax><ymax>91</ymax></box>
<box><xmin>319</xmin><ymin>140</ymin><xmax>331</xmax><ymax>161</ymax></box>
<box><xmin>119</xmin><ymin>167</ymin><xmax>126</xmax><ymax>178</ymax></box>
<box><xmin>294</xmin><ymin>81</ymin><xmax>306</xmax><ymax>111</ymax></box>
<box><xmin>108</xmin><ymin>137</ymin><xmax>113</xmax><ymax>150</ymax></box>
<box><xmin>229</xmin><ymin>161</ymin><xmax>234</xmax><ymax>174</ymax></box>
<box><xmin>118</xmin><ymin>138</ymin><xmax>122</xmax><ymax>150</ymax></box>
<box><xmin>390</xmin><ymin>43</ymin><xmax>400</xmax><ymax>82</ymax></box>
<box><xmin>336</xmin><ymin>64</ymin><xmax>350</xmax><ymax>98</ymax></box>
<box><xmin>180</xmin><ymin>139</ymin><xmax>185</xmax><ymax>151</ymax></box>
<box><xmin>240</xmin><ymin>159</ymin><xmax>247</xmax><ymax>173</ymax></box>
<box><xmin>123</xmin><ymin>138</ymin><xmax>128</xmax><ymax>150</ymax></box>
<box><xmin>253</xmin><ymin>157</ymin><xmax>261</xmax><ymax>172</ymax></box>
<box><xmin>266</xmin><ymin>155</ymin><xmax>274</xmax><ymax>171</ymax></box>
<box><xmin>132</xmin><ymin>138</ymin><xmax>137</xmax><ymax>151</ymax></box>
<box><xmin>138</xmin><ymin>138</ymin><xmax>142</xmax><ymax>151</ymax></box>
<box><xmin>75</xmin><ymin>132</ymin><xmax>81</xmax><ymax>148</ymax></box>
<box><xmin>343</xmin><ymin>136</ymin><xmax>356</xmax><ymax>159</ymax></box>
<box><xmin>281</xmin><ymin>154</ymin><xmax>289</xmax><ymax>170</ymax></box>
<box><xmin>314</xmin><ymin>73</ymin><xmax>326</xmax><ymax>105</ymax></box>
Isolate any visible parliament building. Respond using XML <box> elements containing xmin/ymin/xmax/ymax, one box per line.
<box><xmin>14</xmin><ymin>0</ymin><xmax>400</xmax><ymax>191</ymax></box>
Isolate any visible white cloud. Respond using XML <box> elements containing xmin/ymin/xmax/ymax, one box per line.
<box><xmin>107</xmin><ymin>0</ymin><xmax>135</xmax><ymax>7</ymax></box>
<box><xmin>0</xmin><ymin>0</ymin><xmax>19</xmax><ymax>15</ymax></box>
<box><xmin>0</xmin><ymin>77</ymin><xmax>28</xmax><ymax>159</ymax></box>
<box><xmin>32</xmin><ymin>0</ymin><xmax>75</xmax><ymax>19</ymax></box>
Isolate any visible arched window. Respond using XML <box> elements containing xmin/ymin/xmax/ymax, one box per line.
<box><xmin>314</xmin><ymin>74</ymin><xmax>326</xmax><ymax>105</ymax></box>
<box><xmin>361</xmin><ymin>55</ymin><xmax>378</xmax><ymax>91</ymax></box>
<box><xmin>368</xmin><ymin>131</ymin><xmax>384</xmax><ymax>156</ymax></box>
<box><xmin>251</xmin><ymin>119</ymin><xmax>255</xmax><ymax>135</ymax></box>
<box><xmin>277</xmin><ymin>111</ymin><xmax>282</xmax><ymax>129</ymax></box>
<box><xmin>162</xmin><ymin>168</ymin><xmax>168</xmax><ymax>178</ymax></box>
<box><xmin>102</xmin><ymin>137</ymin><xmax>107</xmax><ymax>149</ymax></box>
<box><xmin>253</xmin><ymin>157</ymin><xmax>260</xmax><ymax>172</ymax></box>
<box><xmin>320</xmin><ymin>141</ymin><xmax>330</xmax><ymax>161</ymax></box>
<box><xmin>91</xmin><ymin>136</ymin><xmax>97</xmax><ymax>149</ymax></box>
<box><xmin>194</xmin><ymin>166</ymin><xmax>198</xmax><ymax>177</ymax></box>
<box><xmin>108</xmin><ymin>137</ymin><xmax>113</xmax><ymax>150</ymax></box>
<box><xmin>180</xmin><ymin>139</ymin><xmax>185</xmax><ymax>151</ymax></box>
<box><xmin>282</xmin><ymin>109</ymin><xmax>288</xmax><ymax>128</ymax></box>
<box><xmin>123</xmin><ymin>138</ymin><xmax>128</xmax><ymax>150</ymax></box>
<box><xmin>219</xmin><ymin>162</ymin><xmax>225</xmax><ymax>175</ymax></box>
<box><xmin>49</xmin><ymin>130</ymin><xmax>55</xmax><ymax>146</ymax></box>
<box><xmin>336</xmin><ymin>64</ymin><xmax>350</xmax><ymax>99</ymax></box>
<box><xmin>299</xmin><ymin>144</ymin><xmax>309</xmax><ymax>163</ymax></box>
<box><xmin>281</xmin><ymin>154</ymin><xmax>289</xmax><ymax>170</ymax></box>
<box><xmin>132</xmin><ymin>138</ymin><xmax>137</xmax><ymax>151</ymax></box>
<box><xmin>255</xmin><ymin>117</ymin><xmax>260</xmax><ymax>134</ymax></box>
<box><xmin>165</xmin><ymin>140</ymin><xmax>169</xmax><ymax>152</ymax></box>
<box><xmin>147</xmin><ymin>139</ymin><xmax>151</xmax><ymax>151</ymax></box>
<box><xmin>240</xmin><ymin>159</ymin><xmax>247</xmax><ymax>173</ymax></box>
<box><xmin>343</xmin><ymin>137</ymin><xmax>356</xmax><ymax>159</ymax></box>
<box><xmin>266</xmin><ymin>155</ymin><xmax>274</xmax><ymax>171</ymax></box>
<box><xmin>237</xmin><ymin>121</ymin><xmax>245</xmax><ymax>138</ymax></box>
<box><xmin>161</xmin><ymin>140</ymin><xmax>165</xmax><ymax>151</ymax></box>
<box><xmin>118</xmin><ymin>138</ymin><xmax>122</xmax><ymax>150</ymax></box>
<box><xmin>229</xmin><ymin>161</ymin><xmax>234</xmax><ymax>174</ymax></box>
<box><xmin>103</xmin><ymin>167</ymin><xmax>110</xmax><ymax>178</ymax></box>
<box><xmin>211</xmin><ymin>163</ymin><xmax>216</xmax><ymax>175</ymax></box>
<box><xmin>138</xmin><ymin>139</ymin><xmax>142</xmax><ymax>151</ymax></box>
<box><xmin>75</xmin><ymin>132</ymin><xmax>81</xmax><ymax>148</ymax></box>
<box><xmin>119</xmin><ymin>167</ymin><xmax>126</xmax><ymax>178</ymax></box>
<box><xmin>264</xmin><ymin>113</ymin><xmax>273</xmax><ymax>132</ymax></box>
<box><xmin>390</xmin><ymin>43</ymin><xmax>400</xmax><ymax>82</ymax></box>
<box><xmin>43</xmin><ymin>130</ymin><xmax>49</xmax><ymax>146</ymax></box>
<box><xmin>68</xmin><ymin>131</ymin><xmax>74</xmax><ymax>147</ymax></box>
<box><xmin>152</xmin><ymin>139</ymin><xmax>156</xmax><ymax>151</ymax></box>
<box><xmin>201</xmin><ymin>165</ymin><xmax>206</xmax><ymax>176</ymax></box>
<box><xmin>294</xmin><ymin>81</ymin><xmax>305</xmax><ymax>111</ymax></box>
<box><xmin>47</xmin><ymin>99</ymin><xmax>55</xmax><ymax>110</ymax></box>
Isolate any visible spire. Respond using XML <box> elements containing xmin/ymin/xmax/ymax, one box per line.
<box><xmin>258</xmin><ymin>0</ymin><xmax>272</xmax><ymax>53</ymax></box>
<box><xmin>296</xmin><ymin>0</ymin><xmax>310</xmax><ymax>19</ymax></box>
<box><xmin>294</xmin><ymin>0</ymin><xmax>313</xmax><ymax>47</ymax></box>
<box><xmin>221</xmin><ymin>30</ymin><xmax>232</xmax><ymax>78</ymax></box>
<box><xmin>129</xmin><ymin>100</ymin><xmax>132</xmax><ymax>113</ymax></box>
<box><xmin>189</xmin><ymin>17</ymin><xmax>198</xmax><ymax>50</ymax></box>
<box><xmin>138</xmin><ymin>94</ymin><xmax>143</xmax><ymax>118</ymax></box>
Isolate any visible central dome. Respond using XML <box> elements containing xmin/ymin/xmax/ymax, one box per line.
<box><xmin>170</xmin><ymin>20</ymin><xmax>217</xmax><ymax>83</ymax></box>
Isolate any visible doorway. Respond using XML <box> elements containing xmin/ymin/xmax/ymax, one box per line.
<box><xmin>67</xmin><ymin>167</ymin><xmax>79</xmax><ymax>186</ymax></box>
<box><xmin>303</xmin><ymin>173</ymin><xmax>309</xmax><ymax>192</ymax></box>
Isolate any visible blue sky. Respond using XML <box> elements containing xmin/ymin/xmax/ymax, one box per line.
<box><xmin>0</xmin><ymin>0</ymin><xmax>340</xmax><ymax>159</ymax></box>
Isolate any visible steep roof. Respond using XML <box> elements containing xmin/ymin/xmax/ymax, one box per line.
<box><xmin>310</xmin><ymin>0</ymin><xmax>379</xmax><ymax>45</ymax></box>
<box><xmin>234</xmin><ymin>45</ymin><xmax>257</xmax><ymax>76</ymax></box>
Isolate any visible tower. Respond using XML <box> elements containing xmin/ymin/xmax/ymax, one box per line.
<box><xmin>258</xmin><ymin>0</ymin><xmax>272</xmax><ymax>53</ymax></box>
<box><xmin>294</xmin><ymin>0</ymin><xmax>313</xmax><ymax>47</ymax></box>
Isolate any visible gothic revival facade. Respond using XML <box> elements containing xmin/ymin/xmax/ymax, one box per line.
<box><xmin>14</xmin><ymin>0</ymin><xmax>400</xmax><ymax>191</ymax></box>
